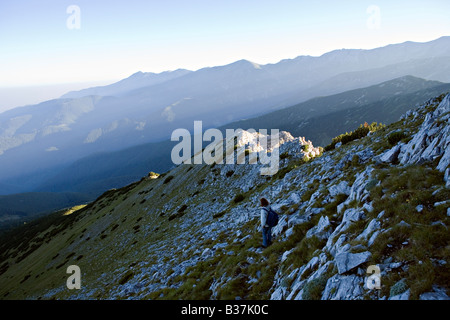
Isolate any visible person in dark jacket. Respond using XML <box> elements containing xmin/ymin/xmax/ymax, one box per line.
<box><xmin>260</xmin><ymin>197</ymin><xmax>272</xmax><ymax>248</ymax></box>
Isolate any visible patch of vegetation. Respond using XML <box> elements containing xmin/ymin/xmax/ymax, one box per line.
<box><xmin>280</xmin><ymin>152</ymin><xmax>290</xmax><ymax>160</ymax></box>
<box><xmin>368</xmin><ymin>164</ymin><xmax>450</xmax><ymax>299</ymax></box>
<box><xmin>387</xmin><ymin>131</ymin><xmax>408</xmax><ymax>146</ymax></box>
<box><xmin>325</xmin><ymin>122</ymin><xmax>385</xmax><ymax>151</ymax></box>
<box><xmin>390</xmin><ymin>279</ymin><xmax>408</xmax><ymax>297</ymax></box>
<box><xmin>163</xmin><ymin>175</ymin><xmax>174</xmax><ymax>184</ymax></box>
<box><xmin>168</xmin><ymin>204</ymin><xmax>189</xmax><ymax>221</ymax></box>
<box><xmin>213</xmin><ymin>210</ymin><xmax>227</xmax><ymax>219</ymax></box>
<box><xmin>302</xmin><ymin>274</ymin><xmax>329</xmax><ymax>300</ymax></box>
<box><xmin>233</xmin><ymin>194</ymin><xmax>245</xmax><ymax>204</ymax></box>
<box><xmin>301</xmin><ymin>179</ymin><xmax>321</xmax><ymax>202</ymax></box>
<box><xmin>119</xmin><ymin>270</ymin><xmax>134</xmax><ymax>285</ymax></box>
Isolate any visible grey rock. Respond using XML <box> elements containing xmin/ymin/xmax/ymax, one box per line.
<box><xmin>270</xmin><ymin>287</ymin><xmax>285</xmax><ymax>300</ymax></box>
<box><xmin>335</xmin><ymin>251</ymin><xmax>372</xmax><ymax>274</ymax></box>
<box><xmin>399</xmin><ymin>94</ymin><xmax>450</xmax><ymax>170</ymax></box>
<box><xmin>355</xmin><ymin>148</ymin><xmax>374</xmax><ymax>164</ymax></box>
<box><xmin>367</xmin><ymin>231</ymin><xmax>380</xmax><ymax>247</ymax></box>
<box><xmin>434</xmin><ymin>200</ymin><xmax>450</xmax><ymax>207</ymax></box>
<box><xmin>419</xmin><ymin>286</ymin><xmax>450</xmax><ymax>300</ymax></box>
<box><xmin>281</xmin><ymin>248</ymin><xmax>294</xmax><ymax>263</ymax></box>
<box><xmin>201</xmin><ymin>248</ymin><xmax>212</xmax><ymax>257</ymax></box>
<box><xmin>284</xmin><ymin>227</ymin><xmax>294</xmax><ymax>239</ymax></box>
<box><xmin>444</xmin><ymin>168</ymin><xmax>449</xmax><ymax>187</ymax></box>
<box><xmin>346</xmin><ymin>166</ymin><xmax>374</xmax><ymax>204</ymax></box>
<box><xmin>362</xmin><ymin>202</ymin><xmax>373</xmax><ymax>212</ymax></box>
<box><xmin>321</xmin><ymin>274</ymin><xmax>364</xmax><ymax>300</ymax></box>
<box><xmin>337</xmin><ymin>202</ymin><xmax>346</xmax><ymax>214</ymax></box>
<box><xmin>389</xmin><ymin>262</ymin><xmax>403</xmax><ymax>269</ymax></box>
<box><xmin>389</xmin><ymin>289</ymin><xmax>410</xmax><ymax>300</ymax></box>
<box><xmin>306</xmin><ymin>215</ymin><xmax>331</xmax><ymax>239</ymax></box>
<box><xmin>397</xmin><ymin>220</ymin><xmax>411</xmax><ymax>227</ymax></box>
<box><xmin>329</xmin><ymin>181</ymin><xmax>351</xmax><ymax>197</ymax></box>
<box><xmin>431</xmin><ymin>220</ymin><xmax>447</xmax><ymax>229</ymax></box>
<box><xmin>288</xmin><ymin>192</ymin><xmax>301</xmax><ymax>204</ymax></box>
<box><xmin>300</xmin><ymin>256</ymin><xmax>320</xmax><ymax>278</ymax></box>
<box><xmin>356</xmin><ymin>219</ymin><xmax>381</xmax><ymax>242</ymax></box>
<box><xmin>319</xmin><ymin>252</ymin><xmax>328</xmax><ymax>264</ymax></box>
<box><xmin>380</xmin><ymin>143</ymin><xmax>403</xmax><ymax>163</ymax></box>
<box><xmin>213</xmin><ymin>242</ymin><xmax>228</xmax><ymax>250</ymax></box>
<box><xmin>342</xmin><ymin>208</ymin><xmax>365</xmax><ymax>224</ymax></box>
<box><xmin>308</xmin><ymin>207</ymin><xmax>325</xmax><ymax>215</ymax></box>
<box><xmin>325</xmin><ymin>222</ymin><xmax>352</xmax><ymax>257</ymax></box>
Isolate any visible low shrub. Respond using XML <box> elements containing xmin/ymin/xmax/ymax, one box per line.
<box><xmin>325</xmin><ymin>122</ymin><xmax>385</xmax><ymax>151</ymax></box>
<box><xmin>388</xmin><ymin>131</ymin><xmax>407</xmax><ymax>146</ymax></box>
<box><xmin>302</xmin><ymin>275</ymin><xmax>328</xmax><ymax>300</ymax></box>
<box><xmin>163</xmin><ymin>175</ymin><xmax>174</xmax><ymax>184</ymax></box>
<box><xmin>233</xmin><ymin>194</ymin><xmax>245</xmax><ymax>203</ymax></box>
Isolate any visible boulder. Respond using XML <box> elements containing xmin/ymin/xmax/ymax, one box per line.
<box><xmin>379</xmin><ymin>143</ymin><xmax>403</xmax><ymax>163</ymax></box>
<box><xmin>345</xmin><ymin>166</ymin><xmax>374</xmax><ymax>204</ymax></box>
<box><xmin>335</xmin><ymin>251</ymin><xmax>372</xmax><ymax>274</ymax></box>
<box><xmin>367</xmin><ymin>230</ymin><xmax>380</xmax><ymax>247</ymax></box>
<box><xmin>329</xmin><ymin>180</ymin><xmax>351</xmax><ymax>197</ymax></box>
<box><xmin>399</xmin><ymin>94</ymin><xmax>450</xmax><ymax>170</ymax></box>
<box><xmin>342</xmin><ymin>208</ymin><xmax>365</xmax><ymax>224</ymax></box>
<box><xmin>321</xmin><ymin>274</ymin><xmax>364</xmax><ymax>300</ymax></box>
<box><xmin>419</xmin><ymin>286</ymin><xmax>450</xmax><ymax>300</ymax></box>
<box><xmin>306</xmin><ymin>215</ymin><xmax>331</xmax><ymax>240</ymax></box>
<box><xmin>287</xmin><ymin>192</ymin><xmax>301</xmax><ymax>204</ymax></box>
<box><xmin>389</xmin><ymin>289</ymin><xmax>410</xmax><ymax>300</ymax></box>
<box><xmin>356</xmin><ymin>219</ymin><xmax>381</xmax><ymax>242</ymax></box>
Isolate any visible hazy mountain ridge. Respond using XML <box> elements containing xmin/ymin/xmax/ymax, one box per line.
<box><xmin>60</xmin><ymin>69</ymin><xmax>193</xmax><ymax>99</ymax></box>
<box><xmin>0</xmin><ymin>92</ymin><xmax>448</xmax><ymax>300</ymax></box>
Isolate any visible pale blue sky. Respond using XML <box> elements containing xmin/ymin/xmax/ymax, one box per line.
<box><xmin>1</xmin><ymin>1</ymin><xmax>449</xmax><ymax>88</ymax></box>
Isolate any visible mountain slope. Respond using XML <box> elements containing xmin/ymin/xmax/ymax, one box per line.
<box><xmin>0</xmin><ymin>92</ymin><xmax>448</xmax><ymax>300</ymax></box>
<box><xmin>225</xmin><ymin>77</ymin><xmax>450</xmax><ymax>147</ymax></box>
<box><xmin>0</xmin><ymin>76</ymin><xmax>446</xmax><ymax>225</ymax></box>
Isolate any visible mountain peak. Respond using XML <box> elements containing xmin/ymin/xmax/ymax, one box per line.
<box><xmin>228</xmin><ymin>59</ymin><xmax>262</xmax><ymax>70</ymax></box>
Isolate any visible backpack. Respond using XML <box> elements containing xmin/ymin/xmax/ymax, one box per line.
<box><xmin>264</xmin><ymin>207</ymin><xmax>279</xmax><ymax>227</ymax></box>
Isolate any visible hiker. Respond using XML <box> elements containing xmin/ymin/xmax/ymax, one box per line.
<box><xmin>260</xmin><ymin>197</ymin><xmax>272</xmax><ymax>248</ymax></box>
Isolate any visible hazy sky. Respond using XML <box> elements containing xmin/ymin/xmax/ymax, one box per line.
<box><xmin>1</xmin><ymin>0</ymin><xmax>450</xmax><ymax>110</ymax></box>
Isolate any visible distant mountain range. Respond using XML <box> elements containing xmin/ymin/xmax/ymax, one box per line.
<box><xmin>0</xmin><ymin>36</ymin><xmax>450</xmax><ymax>227</ymax></box>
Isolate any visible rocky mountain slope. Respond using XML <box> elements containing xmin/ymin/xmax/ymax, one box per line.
<box><xmin>0</xmin><ymin>93</ymin><xmax>449</xmax><ymax>300</ymax></box>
